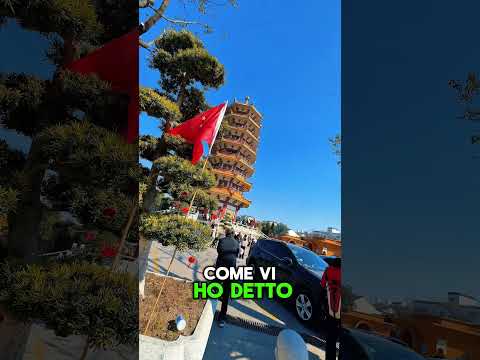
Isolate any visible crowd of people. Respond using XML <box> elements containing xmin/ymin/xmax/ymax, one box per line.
<box><xmin>211</xmin><ymin>224</ymin><xmax>257</xmax><ymax>261</ymax></box>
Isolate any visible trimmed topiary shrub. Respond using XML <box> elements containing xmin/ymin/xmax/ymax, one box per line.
<box><xmin>140</xmin><ymin>213</ymin><xmax>212</xmax><ymax>251</ymax></box>
<box><xmin>0</xmin><ymin>260</ymin><xmax>138</xmax><ymax>359</ymax></box>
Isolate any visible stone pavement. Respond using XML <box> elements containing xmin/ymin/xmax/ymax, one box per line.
<box><xmin>148</xmin><ymin>242</ymin><xmax>218</xmax><ymax>281</ymax></box>
<box><xmin>204</xmin><ymin>325</ymin><xmax>327</xmax><ymax>360</ymax></box>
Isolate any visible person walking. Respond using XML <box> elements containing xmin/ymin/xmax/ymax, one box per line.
<box><xmin>211</xmin><ymin>224</ymin><xmax>218</xmax><ymax>247</ymax></box>
<box><xmin>215</xmin><ymin>227</ymin><xmax>239</xmax><ymax>328</ymax></box>
<box><xmin>321</xmin><ymin>257</ymin><xmax>341</xmax><ymax>360</ymax></box>
<box><xmin>241</xmin><ymin>235</ymin><xmax>248</xmax><ymax>259</ymax></box>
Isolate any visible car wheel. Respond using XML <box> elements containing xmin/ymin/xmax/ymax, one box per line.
<box><xmin>295</xmin><ymin>291</ymin><xmax>314</xmax><ymax>323</ymax></box>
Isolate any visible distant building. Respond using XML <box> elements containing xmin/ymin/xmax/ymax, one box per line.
<box><xmin>409</xmin><ymin>298</ymin><xmax>480</xmax><ymax>325</ymax></box>
<box><xmin>299</xmin><ymin>229</ymin><xmax>342</xmax><ymax>257</ymax></box>
<box><xmin>276</xmin><ymin>230</ymin><xmax>309</xmax><ymax>248</ymax></box>
<box><xmin>343</xmin><ymin>292</ymin><xmax>480</xmax><ymax>359</ymax></box>
<box><xmin>327</xmin><ymin>227</ymin><xmax>340</xmax><ymax>234</ymax></box>
<box><xmin>448</xmin><ymin>292</ymin><xmax>479</xmax><ymax>307</ymax></box>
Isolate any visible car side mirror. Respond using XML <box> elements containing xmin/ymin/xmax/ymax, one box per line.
<box><xmin>282</xmin><ymin>257</ymin><xmax>293</xmax><ymax>266</ymax></box>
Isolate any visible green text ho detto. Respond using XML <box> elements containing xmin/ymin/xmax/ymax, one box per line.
<box><xmin>192</xmin><ymin>282</ymin><xmax>293</xmax><ymax>300</ymax></box>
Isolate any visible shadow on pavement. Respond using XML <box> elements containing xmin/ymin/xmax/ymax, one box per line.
<box><xmin>254</xmin><ymin>297</ymin><xmax>326</xmax><ymax>339</ymax></box>
<box><xmin>228</xmin><ymin>299</ymin><xmax>284</xmax><ymax>327</ymax></box>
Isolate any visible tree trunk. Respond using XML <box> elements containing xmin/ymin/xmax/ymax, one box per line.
<box><xmin>112</xmin><ymin>200</ymin><xmax>138</xmax><ymax>270</ymax></box>
<box><xmin>7</xmin><ymin>140</ymin><xmax>46</xmax><ymax>262</ymax></box>
<box><xmin>141</xmin><ymin>128</ymin><xmax>169</xmax><ymax>212</ymax></box>
<box><xmin>8</xmin><ymin>32</ymin><xmax>80</xmax><ymax>262</ymax></box>
<box><xmin>62</xmin><ymin>34</ymin><xmax>77</xmax><ymax>67</ymax></box>
<box><xmin>140</xmin><ymin>0</ymin><xmax>171</xmax><ymax>35</ymax></box>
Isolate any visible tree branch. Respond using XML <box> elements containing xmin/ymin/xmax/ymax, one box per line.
<box><xmin>139</xmin><ymin>39</ymin><xmax>154</xmax><ymax>50</ymax></box>
<box><xmin>160</xmin><ymin>14</ymin><xmax>201</xmax><ymax>26</ymax></box>
<box><xmin>140</xmin><ymin>0</ymin><xmax>171</xmax><ymax>35</ymax></box>
<box><xmin>139</xmin><ymin>0</ymin><xmax>154</xmax><ymax>8</ymax></box>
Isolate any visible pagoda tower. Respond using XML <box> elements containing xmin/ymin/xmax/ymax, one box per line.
<box><xmin>209</xmin><ymin>97</ymin><xmax>262</xmax><ymax>221</ymax></box>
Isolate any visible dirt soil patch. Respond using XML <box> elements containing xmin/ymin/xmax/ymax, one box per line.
<box><xmin>139</xmin><ymin>274</ymin><xmax>206</xmax><ymax>341</ymax></box>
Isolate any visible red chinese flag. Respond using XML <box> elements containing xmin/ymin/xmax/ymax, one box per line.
<box><xmin>66</xmin><ymin>30</ymin><xmax>139</xmax><ymax>144</ymax></box>
<box><xmin>168</xmin><ymin>103</ymin><xmax>227</xmax><ymax>164</ymax></box>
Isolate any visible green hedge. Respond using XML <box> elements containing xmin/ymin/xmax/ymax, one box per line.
<box><xmin>140</xmin><ymin>213</ymin><xmax>212</xmax><ymax>251</ymax></box>
<box><xmin>0</xmin><ymin>261</ymin><xmax>138</xmax><ymax>350</ymax></box>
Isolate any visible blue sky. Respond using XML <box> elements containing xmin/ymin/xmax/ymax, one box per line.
<box><xmin>140</xmin><ymin>1</ymin><xmax>341</xmax><ymax>232</ymax></box>
<box><xmin>342</xmin><ymin>0</ymin><xmax>480</xmax><ymax>300</ymax></box>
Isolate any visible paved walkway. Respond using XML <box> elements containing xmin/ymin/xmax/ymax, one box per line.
<box><xmin>148</xmin><ymin>243</ymin><xmax>218</xmax><ymax>281</ymax></box>
<box><xmin>148</xmin><ymin>241</ymin><xmax>330</xmax><ymax>359</ymax></box>
<box><xmin>204</xmin><ymin>323</ymin><xmax>327</xmax><ymax>360</ymax></box>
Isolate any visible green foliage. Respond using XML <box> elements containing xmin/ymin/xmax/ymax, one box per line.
<box><xmin>39</xmin><ymin>211</ymin><xmax>60</xmax><ymax>242</ymax></box>
<box><xmin>139</xmin><ymin>135</ymin><xmax>158</xmax><ymax>162</ymax></box>
<box><xmin>152</xmin><ymin>47</ymin><xmax>225</xmax><ymax>94</ymax></box>
<box><xmin>180</xmin><ymin>86</ymin><xmax>208</xmax><ymax>121</ymax></box>
<box><xmin>164</xmin><ymin>133</ymin><xmax>193</xmax><ymax>158</ymax></box>
<box><xmin>0</xmin><ymin>0</ymin><xmax>102</xmax><ymax>41</ymax></box>
<box><xmin>139</xmin><ymin>182</ymin><xmax>147</xmax><ymax>209</ymax></box>
<box><xmin>0</xmin><ymin>260</ymin><xmax>138</xmax><ymax>349</ymax></box>
<box><xmin>191</xmin><ymin>189</ymin><xmax>218</xmax><ymax>210</ymax></box>
<box><xmin>151</xmin><ymin>30</ymin><xmax>224</xmax><ymax>96</ymax></box>
<box><xmin>0</xmin><ymin>185</ymin><xmax>18</xmax><ymax>216</ymax></box>
<box><xmin>0</xmin><ymin>140</ymin><xmax>26</xmax><ymax>187</ymax></box>
<box><xmin>153</xmin><ymin>29</ymin><xmax>204</xmax><ymax>54</ymax></box>
<box><xmin>140</xmin><ymin>87</ymin><xmax>181</xmax><ymax>123</ymax></box>
<box><xmin>155</xmin><ymin>155</ymin><xmax>216</xmax><ymax>191</ymax></box>
<box><xmin>0</xmin><ymin>73</ymin><xmax>46</xmax><ymax>136</ymax></box>
<box><xmin>58</xmin><ymin>70</ymin><xmax>111</xmax><ymax>114</ymax></box>
<box><xmin>37</xmin><ymin>122</ymin><xmax>137</xmax><ymax>192</ymax></box>
<box><xmin>93</xmin><ymin>0</ymin><xmax>138</xmax><ymax>42</ymax></box>
<box><xmin>140</xmin><ymin>214</ymin><xmax>212</xmax><ymax>251</ymax></box>
<box><xmin>71</xmin><ymin>187</ymin><xmax>131</xmax><ymax>233</ymax></box>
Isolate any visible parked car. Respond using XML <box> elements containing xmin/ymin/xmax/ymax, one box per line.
<box><xmin>340</xmin><ymin>328</ymin><xmax>427</xmax><ymax>359</ymax></box>
<box><xmin>246</xmin><ymin>238</ymin><xmax>329</xmax><ymax>325</ymax></box>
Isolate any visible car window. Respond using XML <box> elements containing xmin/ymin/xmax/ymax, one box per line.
<box><xmin>287</xmin><ymin>244</ymin><xmax>328</xmax><ymax>273</ymax></box>
<box><xmin>351</xmin><ymin>330</ymin><xmax>426</xmax><ymax>360</ymax></box>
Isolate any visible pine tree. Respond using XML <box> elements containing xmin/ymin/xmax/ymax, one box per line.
<box><xmin>140</xmin><ymin>30</ymin><xmax>224</xmax><ymax>213</ymax></box>
<box><xmin>1</xmin><ymin>1</ymin><xmax>138</xmax><ymax>261</ymax></box>
<box><xmin>1</xmin><ymin>2</ymin><xmax>138</xmax><ymax>357</ymax></box>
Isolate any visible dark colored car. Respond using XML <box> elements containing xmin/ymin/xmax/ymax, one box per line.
<box><xmin>246</xmin><ymin>238</ymin><xmax>329</xmax><ymax>324</ymax></box>
<box><xmin>340</xmin><ymin>328</ymin><xmax>427</xmax><ymax>360</ymax></box>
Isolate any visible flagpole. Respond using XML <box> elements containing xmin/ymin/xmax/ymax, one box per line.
<box><xmin>187</xmin><ymin>101</ymin><xmax>228</xmax><ymax>214</ymax></box>
<box><xmin>145</xmin><ymin>102</ymin><xmax>228</xmax><ymax>335</ymax></box>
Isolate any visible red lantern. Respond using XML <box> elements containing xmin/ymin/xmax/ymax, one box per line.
<box><xmin>101</xmin><ymin>246</ymin><xmax>117</xmax><ymax>258</ymax></box>
<box><xmin>188</xmin><ymin>256</ymin><xmax>196</xmax><ymax>265</ymax></box>
<box><xmin>103</xmin><ymin>207</ymin><xmax>117</xmax><ymax>219</ymax></box>
<box><xmin>181</xmin><ymin>207</ymin><xmax>189</xmax><ymax>214</ymax></box>
<box><xmin>84</xmin><ymin>231</ymin><xmax>96</xmax><ymax>241</ymax></box>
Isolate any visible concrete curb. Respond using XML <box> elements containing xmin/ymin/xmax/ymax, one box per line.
<box><xmin>140</xmin><ymin>298</ymin><xmax>218</xmax><ymax>360</ymax></box>
<box><xmin>139</xmin><ymin>239</ymin><xmax>153</xmax><ymax>298</ymax></box>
